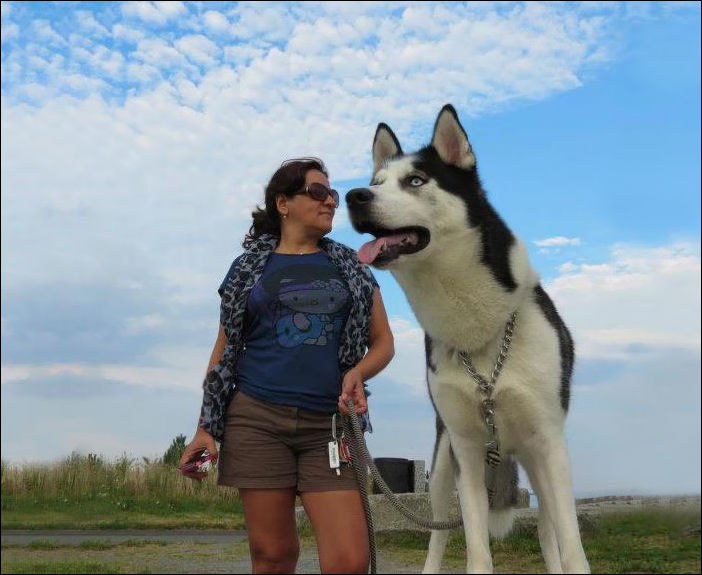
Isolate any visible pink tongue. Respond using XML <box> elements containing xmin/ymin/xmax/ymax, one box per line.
<box><xmin>358</xmin><ymin>234</ymin><xmax>407</xmax><ymax>264</ymax></box>
<box><xmin>358</xmin><ymin>237</ymin><xmax>387</xmax><ymax>264</ymax></box>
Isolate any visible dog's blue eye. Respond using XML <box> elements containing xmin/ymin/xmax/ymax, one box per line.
<box><xmin>409</xmin><ymin>176</ymin><xmax>425</xmax><ymax>187</ymax></box>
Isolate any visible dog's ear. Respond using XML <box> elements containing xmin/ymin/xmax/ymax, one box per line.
<box><xmin>372</xmin><ymin>123</ymin><xmax>403</xmax><ymax>176</ymax></box>
<box><xmin>431</xmin><ymin>104</ymin><xmax>475</xmax><ymax>170</ymax></box>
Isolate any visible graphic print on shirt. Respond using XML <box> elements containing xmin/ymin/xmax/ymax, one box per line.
<box><xmin>261</xmin><ymin>264</ymin><xmax>350</xmax><ymax>348</ymax></box>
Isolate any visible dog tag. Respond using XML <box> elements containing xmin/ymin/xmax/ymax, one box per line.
<box><xmin>328</xmin><ymin>441</ymin><xmax>341</xmax><ymax>475</ymax></box>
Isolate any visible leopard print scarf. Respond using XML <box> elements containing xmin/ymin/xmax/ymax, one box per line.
<box><xmin>198</xmin><ymin>233</ymin><xmax>377</xmax><ymax>441</ymax></box>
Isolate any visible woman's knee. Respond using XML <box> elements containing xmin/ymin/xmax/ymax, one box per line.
<box><xmin>321</xmin><ymin>548</ymin><xmax>369</xmax><ymax>574</ymax></box>
<box><xmin>250</xmin><ymin>538</ymin><xmax>299</xmax><ymax>573</ymax></box>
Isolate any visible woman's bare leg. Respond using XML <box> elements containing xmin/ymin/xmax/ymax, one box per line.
<box><xmin>301</xmin><ymin>489</ymin><xmax>369</xmax><ymax>574</ymax></box>
<box><xmin>239</xmin><ymin>487</ymin><xmax>299</xmax><ymax>574</ymax></box>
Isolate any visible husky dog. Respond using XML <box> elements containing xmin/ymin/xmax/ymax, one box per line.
<box><xmin>346</xmin><ymin>105</ymin><xmax>590</xmax><ymax>574</ymax></box>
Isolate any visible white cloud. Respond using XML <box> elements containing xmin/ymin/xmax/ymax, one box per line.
<box><xmin>229</xmin><ymin>4</ymin><xmax>296</xmax><ymax>42</ymax></box>
<box><xmin>75</xmin><ymin>10</ymin><xmax>110</xmax><ymax>37</ymax></box>
<box><xmin>112</xmin><ymin>23</ymin><xmax>146</xmax><ymax>43</ymax></box>
<box><xmin>153</xmin><ymin>1</ymin><xmax>187</xmax><ymax>19</ymax></box>
<box><xmin>17</xmin><ymin>82</ymin><xmax>50</xmax><ymax>102</ymax></box>
<box><xmin>534</xmin><ymin>236</ymin><xmax>582</xmax><ymax>247</ymax></box>
<box><xmin>223</xmin><ymin>44</ymin><xmax>265</xmax><ymax>65</ymax></box>
<box><xmin>202</xmin><ymin>10</ymin><xmax>230</xmax><ymax>34</ymax></box>
<box><xmin>134</xmin><ymin>37</ymin><xmax>189</xmax><ymax>68</ymax></box>
<box><xmin>4</xmin><ymin>3</ymin><xmax>626</xmax><ymax>177</ymax></box>
<box><xmin>60</xmin><ymin>72</ymin><xmax>109</xmax><ymax>94</ymax></box>
<box><xmin>1</xmin><ymin>361</ymin><xmax>202</xmax><ymax>392</ymax></box>
<box><xmin>547</xmin><ymin>242</ymin><xmax>701</xmax><ymax>360</ymax></box>
<box><xmin>122</xmin><ymin>1</ymin><xmax>187</xmax><ymax>25</ymax></box>
<box><xmin>125</xmin><ymin>61</ymin><xmax>160</xmax><ymax>83</ymax></box>
<box><xmin>175</xmin><ymin>34</ymin><xmax>219</xmax><ymax>68</ymax></box>
<box><xmin>1</xmin><ymin>1</ymin><xmax>12</xmax><ymax>17</ymax></box>
<box><xmin>72</xmin><ymin>45</ymin><xmax>125</xmax><ymax>77</ymax></box>
<box><xmin>31</xmin><ymin>19</ymin><xmax>66</xmax><ymax>45</ymax></box>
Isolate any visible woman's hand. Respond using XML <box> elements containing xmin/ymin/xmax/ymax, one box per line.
<box><xmin>178</xmin><ymin>428</ymin><xmax>219</xmax><ymax>481</ymax></box>
<box><xmin>338</xmin><ymin>368</ymin><xmax>367</xmax><ymax>415</ymax></box>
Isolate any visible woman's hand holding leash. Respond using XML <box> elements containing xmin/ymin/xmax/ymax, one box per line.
<box><xmin>339</xmin><ymin>368</ymin><xmax>367</xmax><ymax>415</ymax></box>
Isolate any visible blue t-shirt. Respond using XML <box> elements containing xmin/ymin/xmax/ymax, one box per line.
<box><xmin>219</xmin><ymin>251</ymin><xmax>357</xmax><ymax>413</ymax></box>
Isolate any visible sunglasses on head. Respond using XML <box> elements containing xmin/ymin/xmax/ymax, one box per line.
<box><xmin>295</xmin><ymin>183</ymin><xmax>340</xmax><ymax>208</ymax></box>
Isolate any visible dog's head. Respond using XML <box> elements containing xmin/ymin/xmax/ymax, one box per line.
<box><xmin>347</xmin><ymin>104</ymin><xmax>486</xmax><ymax>270</ymax></box>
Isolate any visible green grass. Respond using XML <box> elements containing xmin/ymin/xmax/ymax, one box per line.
<box><xmin>578</xmin><ymin>510</ymin><xmax>701</xmax><ymax>574</ymax></box>
<box><xmin>1</xmin><ymin>455</ymin><xmax>245</xmax><ymax>529</ymax></box>
<box><xmin>374</xmin><ymin>509</ymin><xmax>701</xmax><ymax>574</ymax></box>
<box><xmin>1</xmin><ymin>497</ymin><xmax>245</xmax><ymax>530</ymax></box>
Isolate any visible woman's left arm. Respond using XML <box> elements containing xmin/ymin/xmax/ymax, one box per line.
<box><xmin>338</xmin><ymin>287</ymin><xmax>395</xmax><ymax>414</ymax></box>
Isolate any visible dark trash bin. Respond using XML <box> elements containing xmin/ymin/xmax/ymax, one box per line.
<box><xmin>372</xmin><ymin>457</ymin><xmax>412</xmax><ymax>494</ymax></box>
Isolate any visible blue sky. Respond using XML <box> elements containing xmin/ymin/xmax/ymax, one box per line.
<box><xmin>1</xmin><ymin>1</ymin><xmax>700</xmax><ymax>497</ymax></box>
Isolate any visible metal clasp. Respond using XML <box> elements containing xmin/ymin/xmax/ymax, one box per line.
<box><xmin>331</xmin><ymin>412</ymin><xmax>339</xmax><ymax>441</ymax></box>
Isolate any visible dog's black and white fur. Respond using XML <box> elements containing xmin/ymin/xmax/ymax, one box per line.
<box><xmin>346</xmin><ymin>105</ymin><xmax>590</xmax><ymax>573</ymax></box>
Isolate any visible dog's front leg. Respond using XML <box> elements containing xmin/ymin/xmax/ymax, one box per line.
<box><xmin>447</xmin><ymin>432</ymin><xmax>493</xmax><ymax>574</ymax></box>
<box><xmin>527</xmin><ymin>438</ymin><xmax>590</xmax><ymax>574</ymax></box>
<box><xmin>520</xmin><ymin>454</ymin><xmax>563</xmax><ymax>573</ymax></box>
<box><xmin>423</xmin><ymin>428</ymin><xmax>455</xmax><ymax>574</ymax></box>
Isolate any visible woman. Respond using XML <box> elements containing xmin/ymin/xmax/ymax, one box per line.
<box><xmin>179</xmin><ymin>158</ymin><xmax>394</xmax><ymax>574</ymax></box>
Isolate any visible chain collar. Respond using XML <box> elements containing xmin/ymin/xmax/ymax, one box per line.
<box><xmin>458</xmin><ymin>311</ymin><xmax>517</xmax><ymax>396</ymax></box>
<box><xmin>457</xmin><ymin>311</ymin><xmax>517</xmax><ymax>503</ymax></box>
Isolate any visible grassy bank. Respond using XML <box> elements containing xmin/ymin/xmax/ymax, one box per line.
<box><xmin>1</xmin><ymin>455</ymin><xmax>244</xmax><ymax>530</ymax></box>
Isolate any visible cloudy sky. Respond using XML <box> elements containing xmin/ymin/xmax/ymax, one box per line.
<box><xmin>1</xmin><ymin>1</ymin><xmax>700</xmax><ymax>497</ymax></box>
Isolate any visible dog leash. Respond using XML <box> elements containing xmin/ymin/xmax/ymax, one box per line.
<box><xmin>343</xmin><ymin>406</ymin><xmax>463</xmax><ymax>574</ymax></box>
<box><xmin>343</xmin><ymin>311</ymin><xmax>517</xmax><ymax>573</ymax></box>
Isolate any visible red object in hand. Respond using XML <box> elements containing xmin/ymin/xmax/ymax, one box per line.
<box><xmin>178</xmin><ymin>448</ymin><xmax>215</xmax><ymax>475</ymax></box>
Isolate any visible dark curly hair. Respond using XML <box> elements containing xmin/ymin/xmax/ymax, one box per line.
<box><xmin>243</xmin><ymin>157</ymin><xmax>328</xmax><ymax>249</ymax></box>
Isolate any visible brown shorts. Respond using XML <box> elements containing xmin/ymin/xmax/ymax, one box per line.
<box><xmin>217</xmin><ymin>390</ymin><xmax>360</xmax><ymax>493</ymax></box>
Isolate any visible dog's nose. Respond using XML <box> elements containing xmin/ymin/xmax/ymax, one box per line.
<box><xmin>346</xmin><ymin>188</ymin><xmax>374</xmax><ymax>206</ymax></box>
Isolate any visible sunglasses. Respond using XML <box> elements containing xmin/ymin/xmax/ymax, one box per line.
<box><xmin>295</xmin><ymin>183</ymin><xmax>340</xmax><ymax>208</ymax></box>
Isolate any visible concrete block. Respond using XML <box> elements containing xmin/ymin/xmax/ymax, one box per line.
<box><xmin>412</xmin><ymin>460</ymin><xmax>426</xmax><ymax>493</ymax></box>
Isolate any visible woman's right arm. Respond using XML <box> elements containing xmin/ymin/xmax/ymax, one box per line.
<box><xmin>178</xmin><ymin>323</ymin><xmax>228</xmax><ymax>478</ymax></box>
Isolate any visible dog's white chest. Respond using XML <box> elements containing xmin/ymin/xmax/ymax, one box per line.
<box><xmin>426</xmin><ymin>325</ymin><xmax>562</xmax><ymax>453</ymax></box>
<box><xmin>427</xmin><ymin>341</ymin><xmax>498</xmax><ymax>438</ymax></box>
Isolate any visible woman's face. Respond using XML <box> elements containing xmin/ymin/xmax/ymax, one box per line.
<box><xmin>280</xmin><ymin>169</ymin><xmax>336</xmax><ymax>236</ymax></box>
